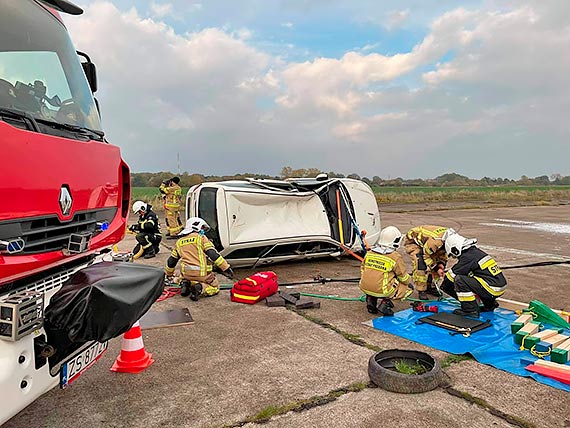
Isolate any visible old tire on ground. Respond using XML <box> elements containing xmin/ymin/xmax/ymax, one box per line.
<box><xmin>368</xmin><ymin>349</ymin><xmax>442</xmax><ymax>394</ymax></box>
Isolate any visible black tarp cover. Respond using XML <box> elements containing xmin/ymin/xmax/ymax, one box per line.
<box><xmin>45</xmin><ymin>262</ymin><xmax>164</xmax><ymax>344</ymax></box>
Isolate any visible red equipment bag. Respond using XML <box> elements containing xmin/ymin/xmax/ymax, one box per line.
<box><xmin>231</xmin><ymin>271</ymin><xmax>278</xmax><ymax>304</ymax></box>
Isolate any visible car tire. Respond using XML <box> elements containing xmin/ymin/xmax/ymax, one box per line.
<box><xmin>368</xmin><ymin>349</ymin><xmax>442</xmax><ymax>394</ymax></box>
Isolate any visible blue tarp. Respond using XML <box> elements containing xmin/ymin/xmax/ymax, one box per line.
<box><xmin>370</xmin><ymin>300</ymin><xmax>570</xmax><ymax>392</ymax></box>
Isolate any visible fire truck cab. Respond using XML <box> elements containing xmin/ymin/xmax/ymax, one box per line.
<box><xmin>0</xmin><ymin>0</ymin><xmax>136</xmax><ymax>423</ymax></box>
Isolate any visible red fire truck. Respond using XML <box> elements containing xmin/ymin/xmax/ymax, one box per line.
<box><xmin>0</xmin><ymin>0</ymin><xmax>134</xmax><ymax>423</ymax></box>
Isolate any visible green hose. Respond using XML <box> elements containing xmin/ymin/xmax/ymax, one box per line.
<box><xmin>300</xmin><ymin>292</ymin><xmax>366</xmax><ymax>302</ymax></box>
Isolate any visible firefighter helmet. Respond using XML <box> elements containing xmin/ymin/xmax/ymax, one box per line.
<box><xmin>180</xmin><ymin>217</ymin><xmax>211</xmax><ymax>235</ymax></box>
<box><xmin>375</xmin><ymin>226</ymin><xmax>403</xmax><ymax>252</ymax></box>
<box><xmin>445</xmin><ymin>233</ymin><xmax>477</xmax><ymax>258</ymax></box>
<box><xmin>442</xmin><ymin>227</ymin><xmax>457</xmax><ymax>242</ymax></box>
<box><xmin>132</xmin><ymin>201</ymin><xmax>147</xmax><ymax>214</ymax></box>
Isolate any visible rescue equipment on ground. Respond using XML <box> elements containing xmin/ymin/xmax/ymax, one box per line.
<box><xmin>416</xmin><ymin>312</ymin><xmax>492</xmax><ymax>337</ymax></box>
<box><xmin>231</xmin><ymin>271</ymin><xmax>278</xmax><ymax>304</ymax></box>
<box><xmin>411</xmin><ymin>301</ymin><xmax>439</xmax><ymax>313</ymax></box>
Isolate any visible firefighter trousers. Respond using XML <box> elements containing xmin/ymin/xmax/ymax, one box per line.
<box><xmin>183</xmin><ymin>272</ymin><xmax>220</xmax><ymax>297</ymax></box>
<box><xmin>165</xmin><ymin>209</ymin><xmax>183</xmax><ymax>236</ymax></box>
<box><xmin>452</xmin><ymin>275</ymin><xmax>499</xmax><ymax>313</ymax></box>
<box><xmin>133</xmin><ymin>233</ymin><xmax>161</xmax><ymax>259</ymax></box>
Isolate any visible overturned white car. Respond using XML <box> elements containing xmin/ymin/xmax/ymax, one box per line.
<box><xmin>185</xmin><ymin>176</ymin><xmax>381</xmax><ymax>267</ymax></box>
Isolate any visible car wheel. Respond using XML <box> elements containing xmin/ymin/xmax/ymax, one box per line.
<box><xmin>368</xmin><ymin>349</ymin><xmax>442</xmax><ymax>394</ymax></box>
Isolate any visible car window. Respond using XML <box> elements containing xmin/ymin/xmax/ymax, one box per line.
<box><xmin>197</xmin><ymin>187</ymin><xmax>222</xmax><ymax>250</ymax></box>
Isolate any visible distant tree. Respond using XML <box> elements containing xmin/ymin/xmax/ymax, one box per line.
<box><xmin>533</xmin><ymin>175</ymin><xmax>550</xmax><ymax>185</ymax></box>
<box><xmin>281</xmin><ymin>166</ymin><xmax>293</xmax><ymax>178</ymax></box>
<box><xmin>347</xmin><ymin>173</ymin><xmax>361</xmax><ymax>180</ymax></box>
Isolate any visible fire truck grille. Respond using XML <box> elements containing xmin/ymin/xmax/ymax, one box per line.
<box><xmin>0</xmin><ymin>208</ymin><xmax>117</xmax><ymax>254</ymax></box>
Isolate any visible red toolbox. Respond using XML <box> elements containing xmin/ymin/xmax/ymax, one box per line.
<box><xmin>231</xmin><ymin>271</ymin><xmax>278</xmax><ymax>304</ymax></box>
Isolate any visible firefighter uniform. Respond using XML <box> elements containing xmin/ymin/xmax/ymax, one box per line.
<box><xmin>440</xmin><ymin>246</ymin><xmax>507</xmax><ymax>315</ymax></box>
<box><xmin>131</xmin><ymin>205</ymin><xmax>161</xmax><ymax>259</ymax></box>
<box><xmin>164</xmin><ymin>232</ymin><xmax>231</xmax><ymax>297</ymax></box>
<box><xmin>159</xmin><ymin>180</ymin><xmax>183</xmax><ymax>237</ymax></box>
<box><xmin>360</xmin><ymin>250</ymin><xmax>413</xmax><ymax>314</ymax></box>
<box><xmin>404</xmin><ymin>225</ymin><xmax>448</xmax><ymax>293</ymax></box>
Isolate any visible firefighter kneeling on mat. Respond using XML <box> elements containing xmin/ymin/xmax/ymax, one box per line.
<box><xmin>440</xmin><ymin>231</ymin><xmax>507</xmax><ymax>318</ymax></box>
<box><xmin>164</xmin><ymin>217</ymin><xmax>235</xmax><ymax>301</ymax></box>
<box><xmin>130</xmin><ymin>201</ymin><xmax>162</xmax><ymax>260</ymax></box>
<box><xmin>404</xmin><ymin>225</ymin><xmax>450</xmax><ymax>300</ymax></box>
<box><xmin>359</xmin><ymin>226</ymin><xmax>414</xmax><ymax>315</ymax></box>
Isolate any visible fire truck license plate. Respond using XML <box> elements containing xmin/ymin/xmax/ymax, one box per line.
<box><xmin>60</xmin><ymin>341</ymin><xmax>108</xmax><ymax>388</ymax></box>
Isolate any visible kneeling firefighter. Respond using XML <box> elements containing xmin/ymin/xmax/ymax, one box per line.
<box><xmin>130</xmin><ymin>201</ymin><xmax>162</xmax><ymax>259</ymax></box>
<box><xmin>440</xmin><ymin>232</ymin><xmax>507</xmax><ymax>317</ymax></box>
<box><xmin>359</xmin><ymin>226</ymin><xmax>414</xmax><ymax>315</ymax></box>
<box><xmin>164</xmin><ymin>217</ymin><xmax>234</xmax><ymax>300</ymax></box>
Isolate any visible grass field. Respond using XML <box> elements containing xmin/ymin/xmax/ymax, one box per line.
<box><xmin>132</xmin><ymin>185</ymin><xmax>570</xmax><ymax>206</ymax></box>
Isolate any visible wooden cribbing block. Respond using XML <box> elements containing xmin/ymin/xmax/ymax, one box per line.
<box><xmin>534</xmin><ymin>359</ymin><xmax>570</xmax><ymax>374</ymax></box>
<box><xmin>535</xmin><ymin>334</ymin><xmax>569</xmax><ymax>353</ymax></box>
<box><xmin>514</xmin><ymin>322</ymin><xmax>541</xmax><ymax>345</ymax></box>
<box><xmin>511</xmin><ymin>314</ymin><xmax>534</xmax><ymax>334</ymax></box>
<box><xmin>266</xmin><ymin>294</ymin><xmax>286</xmax><ymax>307</ymax></box>
<box><xmin>551</xmin><ymin>348</ymin><xmax>569</xmax><ymax>364</ymax></box>
<box><xmin>522</xmin><ymin>329</ymin><xmax>564</xmax><ymax>350</ymax></box>
<box><xmin>525</xmin><ymin>364</ymin><xmax>570</xmax><ymax>385</ymax></box>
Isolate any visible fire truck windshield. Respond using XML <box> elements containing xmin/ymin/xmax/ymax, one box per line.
<box><xmin>0</xmin><ymin>0</ymin><xmax>102</xmax><ymax>133</ymax></box>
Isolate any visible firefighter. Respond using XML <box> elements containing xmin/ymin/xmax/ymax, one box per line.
<box><xmin>359</xmin><ymin>226</ymin><xmax>414</xmax><ymax>315</ymax></box>
<box><xmin>159</xmin><ymin>176</ymin><xmax>183</xmax><ymax>238</ymax></box>
<box><xmin>130</xmin><ymin>201</ymin><xmax>162</xmax><ymax>259</ymax></box>
<box><xmin>404</xmin><ymin>225</ymin><xmax>451</xmax><ymax>300</ymax></box>
<box><xmin>164</xmin><ymin>217</ymin><xmax>234</xmax><ymax>300</ymax></box>
<box><xmin>440</xmin><ymin>231</ymin><xmax>507</xmax><ymax>317</ymax></box>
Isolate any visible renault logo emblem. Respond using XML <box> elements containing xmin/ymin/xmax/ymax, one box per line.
<box><xmin>59</xmin><ymin>186</ymin><xmax>73</xmax><ymax>216</ymax></box>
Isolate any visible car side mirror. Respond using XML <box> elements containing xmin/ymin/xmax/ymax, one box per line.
<box><xmin>77</xmin><ymin>51</ymin><xmax>98</xmax><ymax>93</ymax></box>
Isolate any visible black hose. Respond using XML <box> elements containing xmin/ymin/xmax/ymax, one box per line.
<box><xmin>502</xmin><ymin>260</ymin><xmax>570</xmax><ymax>270</ymax></box>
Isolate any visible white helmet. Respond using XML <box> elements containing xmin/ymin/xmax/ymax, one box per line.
<box><xmin>441</xmin><ymin>227</ymin><xmax>456</xmax><ymax>242</ymax></box>
<box><xmin>180</xmin><ymin>217</ymin><xmax>211</xmax><ymax>235</ymax></box>
<box><xmin>132</xmin><ymin>201</ymin><xmax>147</xmax><ymax>214</ymax></box>
<box><xmin>372</xmin><ymin>226</ymin><xmax>403</xmax><ymax>254</ymax></box>
<box><xmin>445</xmin><ymin>233</ymin><xmax>477</xmax><ymax>258</ymax></box>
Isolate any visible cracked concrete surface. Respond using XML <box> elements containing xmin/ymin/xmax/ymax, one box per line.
<box><xmin>5</xmin><ymin>205</ymin><xmax>569</xmax><ymax>428</ymax></box>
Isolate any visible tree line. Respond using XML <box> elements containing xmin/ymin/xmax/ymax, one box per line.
<box><xmin>131</xmin><ymin>169</ymin><xmax>570</xmax><ymax>188</ymax></box>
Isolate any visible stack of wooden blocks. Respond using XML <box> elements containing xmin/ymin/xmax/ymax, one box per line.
<box><xmin>511</xmin><ymin>313</ymin><xmax>570</xmax><ymax>360</ymax></box>
<box><xmin>511</xmin><ymin>313</ymin><xmax>570</xmax><ymax>385</ymax></box>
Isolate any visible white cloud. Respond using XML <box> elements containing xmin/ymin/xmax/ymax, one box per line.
<box><xmin>385</xmin><ymin>9</ymin><xmax>410</xmax><ymax>30</ymax></box>
<box><xmin>63</xmin><ymin>2</ymin><xmax>570</xmax><ymax>178</ymax></box>
<box><xmin>281</xmin><ymin>22</ymin><xmax>294</xmax><ymax>28</ymax></box>
<box><xmin>150</xmin><ymin>2</ymin><xmax>173</xmax><ymax>18</ymax></box>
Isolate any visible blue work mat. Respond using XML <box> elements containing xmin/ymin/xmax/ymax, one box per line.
<box><xmin>370</xmin><ymin>300</ymin><xmax>570</xmax><ymax>392</ymax></box>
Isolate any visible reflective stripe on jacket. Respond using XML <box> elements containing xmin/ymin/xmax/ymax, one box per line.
<box><xmin>359</xmin><ymin>251</ymin><xmax>411</xmax><ymax>298</ymax></box>
<box><xmin>443</xmin><ymin>246</ymin><xmax>507</xmax><ymax>296</ymax></box>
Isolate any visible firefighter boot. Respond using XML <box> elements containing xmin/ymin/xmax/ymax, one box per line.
<box><xmin>480</xmin><ymin>300</ymin><xmax>499</xmax><ymax>312</ymax></box>
<box><xmin>180</xmin><ymin>280</ymin><xmax>191</xmax><ymax>297</ymax></box>
<box><xmin>366</xmin><ymin>295</ymin><xmax>379</xmax><ymax>314</ymax></box>
<box><xmin>378</xmin><ymin>298</ymin><xmax>394</xmax><ymax>316</ymax></box>
<box><xmin>189</xmin><ymin>283</ymin><xmax>203</xmax><ymax>301</ymax></box>
<box><xmin>453</xmin><ymin>308</ymin><xmax>480</xmax><ymax>318</ymax></box>
<box><xmin>143</xmin><ymin>248</ymin><xmax>156</xmax><ymax>259</ymax></box>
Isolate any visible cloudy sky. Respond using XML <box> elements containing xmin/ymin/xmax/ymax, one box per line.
<box><xmin>65</xmin><ymin>0</ymin><xmax>570</xmax><ymax>179</ymax></box>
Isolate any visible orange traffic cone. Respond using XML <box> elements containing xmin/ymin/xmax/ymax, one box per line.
<box><xmin>110</xmin><ymin>321</ymin><xmax>154</xmax><ymax>373</ymax></box>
